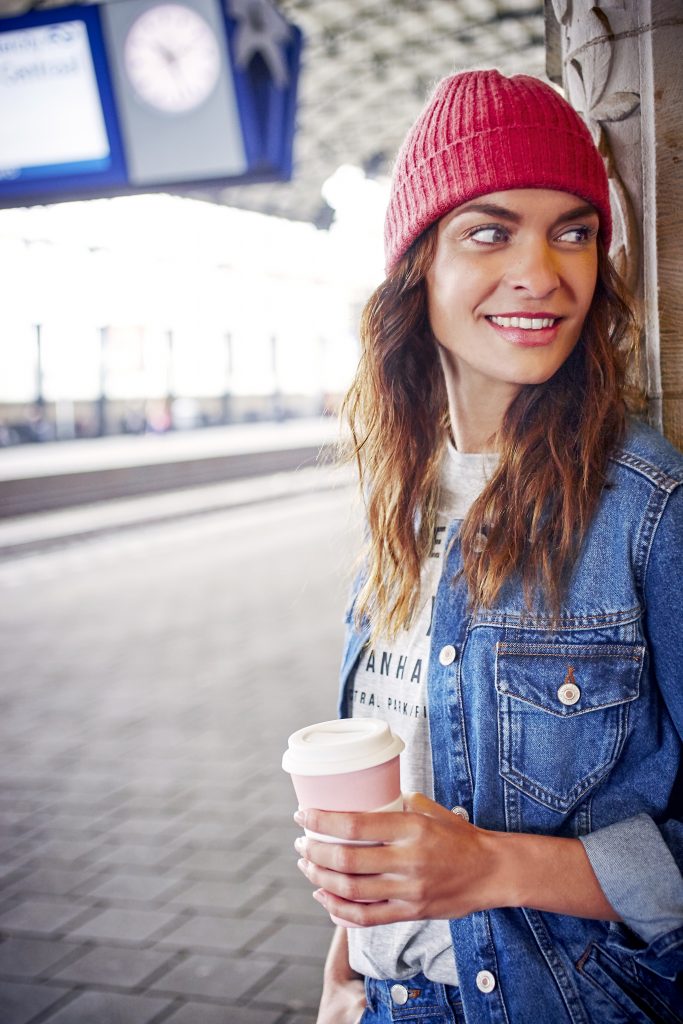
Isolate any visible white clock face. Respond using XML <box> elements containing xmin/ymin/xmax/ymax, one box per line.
<box><xmin>123</xmin><ymin>3</ymin><xmax>221</xmax><ymax>114</ymax></box>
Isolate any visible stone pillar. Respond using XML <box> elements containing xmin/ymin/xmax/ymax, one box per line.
<box><xmin>545</xmin><ymin>0</ymin><xmax>683</xmax><ymax>449</ymax></box>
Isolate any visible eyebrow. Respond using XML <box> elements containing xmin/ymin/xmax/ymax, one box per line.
<box><xmin>450</xmin><ymin>201</ymin><xmax>599</xmax><ymax>225</ymax></box>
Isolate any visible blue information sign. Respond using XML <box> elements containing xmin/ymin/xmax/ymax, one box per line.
<box><xmin>0</xmin><ymin>0</ymin><xmax>301</xmax><ymax>208</ymax></box>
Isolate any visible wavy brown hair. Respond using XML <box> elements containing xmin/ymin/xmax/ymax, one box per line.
<box><xmin>341</xmin><ymin>226</ymin><xmax>642</xmax><ymax>639</ymax></box>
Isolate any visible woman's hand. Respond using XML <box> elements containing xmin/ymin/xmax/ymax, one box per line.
<box><xmin>295</xmin><ymin>793</ymin><xmax>620</xmax><ymax>926</ymax></box>
<box><xmin>295</xmin><ymin>792</ymin><xmax>503</xmax><ymax>927</ymax></box>
<box><xmin>316</xmin><ymin>976</ymin><xmax>366</xmax><ymax>1024</ymax></box>
<box><xmin>317</xmin><ymin>925</ymin><xmax>367</xmax><ymax>1024</ymax></box>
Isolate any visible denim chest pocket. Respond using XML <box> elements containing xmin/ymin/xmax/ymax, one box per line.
<box><xmin>495</xmin><ymin>642</ymin><xmax>644</xmax><ymax>813</ymax></box>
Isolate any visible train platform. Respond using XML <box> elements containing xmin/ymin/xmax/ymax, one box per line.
<box><xmin>0</xmin><ymin>463</ymin><xmax>352</xmax><ymax>560</ymax></box>
<box><xmin>0</xmin><ymin>419</ymin><xmax>340</xmax><ymax>482</ymax></box>
<box><xmin>0</xmin><ymin>453</ymin><xmax>360</xmax><ymax>1023</ymax></box>
<box><xmin>0</xmin><ymin>418</ymin><xmax>341</xmax><ymax>518</ymax></box>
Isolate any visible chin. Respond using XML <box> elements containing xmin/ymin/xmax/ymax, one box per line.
<box><xmin>510</xmin><ymin>369</ymin><xmax>563</xmax><ymax>387</ymax></box>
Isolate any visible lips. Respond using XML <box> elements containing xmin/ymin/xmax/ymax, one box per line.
<box><xmin>485</xmin><ymin>313</ymin><xmax>564</xmax><ymax>347</ymax></box>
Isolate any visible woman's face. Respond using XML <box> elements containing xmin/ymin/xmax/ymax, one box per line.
<box><xmin>425</xmin><ymin>188</ymin><xmax>599</xmax><ymax>407</ymax></box>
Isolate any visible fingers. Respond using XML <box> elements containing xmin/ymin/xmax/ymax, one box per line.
<box><xmin>312</xmin><ymin>888</ymin><xmax>418</xmax><ymax>927</ymax></box>
<box><xmin>295</xmin><ymin>835</ymin><xmax>400</xmax><ymax>875</ymax></box>
<box><xmin>296</xmin><ymin>797</ymin><xmax>467</xmax><ymax>844</ymax></box>
<box><xmin>297</xmin><ymin>807</ymin><xmax>413</xmax><ymax>844</ymax></box>
<box><xmin>293</xmin><ymin>797</ymin><xmax>477</xmax><ymax>927</ymax></box>
<box><xmin>299</xmin><ymin>858</ymin><xmax>403</xmax><ymax>902</ymax></box>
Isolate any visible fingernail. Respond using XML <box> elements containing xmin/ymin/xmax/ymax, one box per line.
<box><xmin>294</xmin><ymin>837</ymin><xmax>304</xmax><ymax>853</ymax></box>
<box><xmin>297</xmin><ymin>858</ymin><xmax>309</xmax><ymax>875</ymax></box>
<box><xmin>312</xmin><ymin>889</ymin><xmax>326</xmax><ymax>904</ymax></box>
<box><xmin>293</xmin><ymin>810</ymin><xmax>305</xmax><ymax>826</ymax></box>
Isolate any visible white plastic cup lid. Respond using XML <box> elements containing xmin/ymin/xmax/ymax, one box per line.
<box><xmin>282</xmin><ymin>719</ymin><xmax>404</xmax><ymax>777</ymax></box>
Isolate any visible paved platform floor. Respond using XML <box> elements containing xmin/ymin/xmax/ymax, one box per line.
<box><xmin>0</xmin><ymin>419</ymin><xmax>339</xmax><ymax>480</ymax></box>
<box><xmin>0</xmin><ymin>477</ymin><xmax>360</xmax><ymax>1023</ymax></box>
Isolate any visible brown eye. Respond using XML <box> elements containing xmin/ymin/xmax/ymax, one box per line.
<box><xmin>468</xmin><ymin>226</ymin><xmax>509</xmax><ymax>245</ymax></box>
<box><xmin>557</xmin><ymin>226</ymin><xmax>595</xmax><ymax>244</ymax></box>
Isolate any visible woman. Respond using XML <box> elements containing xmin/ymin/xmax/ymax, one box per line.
<box><xmin>294</xmin><ymin>71</ymin><xmax>683</xmax><ymax>1023</ymax></box>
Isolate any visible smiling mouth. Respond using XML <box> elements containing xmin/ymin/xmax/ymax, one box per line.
<box><xmin>486</xmin><ymin>315</ymin><xmax>562</xmax><ymax>330</ymax></box>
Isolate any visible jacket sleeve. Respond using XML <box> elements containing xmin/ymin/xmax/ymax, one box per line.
<box><xmin>578</xmin><ymin>479</ymin><xmax>683</xmax><ymax>977</ymax></box>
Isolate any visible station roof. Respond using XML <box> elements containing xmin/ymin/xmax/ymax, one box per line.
<box><xmin>1</xmin><ymin>0</ymin><xmax>546</xmax><ymax>226</ymax></box>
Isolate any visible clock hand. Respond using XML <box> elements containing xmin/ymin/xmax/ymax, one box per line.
<box><xmin>156</xmin><ymin>43</ymin><xmax>179</xmax><ymax>67</ymax></box>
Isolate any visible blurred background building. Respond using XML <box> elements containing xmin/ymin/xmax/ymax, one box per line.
<box><xmin>0</xmin><ymin>194</ymin><xmax>367</xmax><ymax>443</ymax></box>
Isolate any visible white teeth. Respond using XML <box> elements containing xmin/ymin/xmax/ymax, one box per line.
<box><xmin>489</xmin><ymin>316</ymin><xmax>556</xmax><ymax>330</ymax></box>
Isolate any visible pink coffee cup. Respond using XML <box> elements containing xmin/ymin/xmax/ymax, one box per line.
<box><xmin>282</xmin><ymin>718</ymin><xmax>405</xmax><ymax>821</ymax></box>
<box><xmin>282</xmin><ymin>718</ymin><xmax>405</xmax><ymax>927</ymax></box>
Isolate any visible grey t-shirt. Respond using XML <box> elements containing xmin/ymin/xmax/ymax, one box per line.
<box><xmin>347</xmin><ymin>445</ymin><xmax>496</xmax><ymax>984</ymax></box>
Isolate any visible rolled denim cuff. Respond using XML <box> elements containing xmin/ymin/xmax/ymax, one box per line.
<box><xmin>580</xmin><ymin>813</ymin><xmax>683</xmax><ymax>944</ymax></box>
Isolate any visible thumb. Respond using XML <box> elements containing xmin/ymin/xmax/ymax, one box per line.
<box><xmin>403</xmin><ymin>792</ymin><xmax>461</xmax><ymax>823</ymax></box>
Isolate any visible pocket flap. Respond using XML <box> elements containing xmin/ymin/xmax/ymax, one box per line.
<box><xmin>495</xmin><ymin>642</ymin><xmax>644</xmax><ymax>717</ymax></box>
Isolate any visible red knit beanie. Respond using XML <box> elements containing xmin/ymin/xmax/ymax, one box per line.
<box><xmin>384</xmin><ymin>69</ymin><xmax>612</xmax><ymax>274</ymax></box>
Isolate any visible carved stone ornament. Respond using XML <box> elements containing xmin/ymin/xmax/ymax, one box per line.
<box><xmin>555</xmin><ymin>2</ymin><xmax>640</xmax><ymax>292</ymax></box>
<box><xmin>551</xmin><ymin>0</ymin><xmax>572</xmax><ymax>26</ymax></box>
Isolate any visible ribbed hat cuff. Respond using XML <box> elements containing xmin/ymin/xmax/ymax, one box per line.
<box><xmin>385</xmin><ymin>126</ymin><xmax>611</xmax><ymax>275</ymax></box>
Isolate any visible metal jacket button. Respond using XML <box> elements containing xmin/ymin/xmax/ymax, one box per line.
<box><xmin>558</xmin><ymin>682</ymin><xmax>580</xmax><ymax>706</ymax></box>
<box><xmin>476</xmin><ymin>970</ymin><xmax>496</xmax><ymax>993</ymax></box>
<box><xmin>451</xmin><ymin>806</ymin><xmax>470</xmax><ymax>821</ymax></box>
<box><xmin>390</xmin><ymin>984</ymin><xmax>409</xmax><ymax>1005</ymax></box>
<box><xmin>439</xmin><ymin>644</ymin><xmax>457</xmax><ymax>666</ymax></box>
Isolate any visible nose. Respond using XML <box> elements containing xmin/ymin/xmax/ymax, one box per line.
<box><xmin>507</xmin><ymin>239</ymin><xmax>560</xmax><ymax>298</ymax></box>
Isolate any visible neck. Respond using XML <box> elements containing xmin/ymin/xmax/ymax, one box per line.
<box><xmin>438</xmin><ymin>347</ymin><xmax>518</xmax><ymax>454</ymax></box>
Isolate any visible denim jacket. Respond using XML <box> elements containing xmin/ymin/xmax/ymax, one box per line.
<box><xmin>337</xmin><ymin>420</ymin><xmax>683</xmax><ymax>1024</ymax></box>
